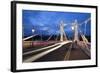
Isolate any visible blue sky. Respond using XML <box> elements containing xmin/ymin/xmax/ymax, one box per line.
<box><xmin>22</xmin><ymin>10</ymin><xmax>91</xmax><ymax>38</ymax></box>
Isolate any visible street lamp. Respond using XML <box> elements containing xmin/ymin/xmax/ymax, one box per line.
<box><xmin>32</xmin><ymin>29</ymin><xmax>35</xmax><ymax>33</ymax></box>
<box><xmin>32</xmin><ymin>29</ymin><xmax>35</xmax><ymax>41</ymax></box>
<box><xmin>71</xmin><ymin>26</ymin><xmax>74</xmax><ymax>30</ymax></box>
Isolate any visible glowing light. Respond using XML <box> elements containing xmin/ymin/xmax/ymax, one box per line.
<box><xmin>32</xmin><ymin>29</ymin><xmax>35</xmax><ymax>33</ymax></box>
<box><xmin>71</xmin><ymin>26</ymin><xmax>74</xmax><ymax>30</ymax></box>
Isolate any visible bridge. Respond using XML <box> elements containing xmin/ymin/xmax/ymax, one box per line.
<box><xmin>23</xmin><ymin>18</ymin><xmax>91</xmax><ymax>62</ymax></box>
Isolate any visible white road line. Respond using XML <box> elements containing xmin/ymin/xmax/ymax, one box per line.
<box><xmin>64</xmin><ymin>44</ymin><xmax>72</xmax><ymax>60</ymax></box>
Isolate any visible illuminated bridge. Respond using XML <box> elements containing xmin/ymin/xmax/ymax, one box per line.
<box><xmin>23</xmin><ymin>18</ymin><xmax>91</xmax><ymax>62</ymax></box>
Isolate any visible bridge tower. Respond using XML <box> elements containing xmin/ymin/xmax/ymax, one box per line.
<box><xmin>73</xmin><ymin>20</ymin><xmax>79</xmax><ymax>42</ymax></box>
<box><xmin>60</xmin><ymin>21</ymin><xmax>68</xmax><ymax>42</ymax></box>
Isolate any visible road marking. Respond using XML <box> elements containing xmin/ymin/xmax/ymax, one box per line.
<box><xmin>64</xmin><ymin>44</ymin><xmax>72</xmax><ymax>60</ymax></box>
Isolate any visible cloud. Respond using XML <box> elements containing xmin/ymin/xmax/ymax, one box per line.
<box><xmin>41</xmin><ymin>27</ymin><xmax>49</xmax><ymax>31</ymax></box>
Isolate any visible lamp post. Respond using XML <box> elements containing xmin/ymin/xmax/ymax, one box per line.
<box><xmin>32</xmin><ymin>29</ymin><xmax>35</xmax><ymax>41</ymax></box>
<box><xmin>71</xmin><ymin>26</ymin><xmax>74</xmax><ymax>30</ymax></box>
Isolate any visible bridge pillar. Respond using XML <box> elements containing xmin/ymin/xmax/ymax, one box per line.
<box><xmin>60</xmin><ymin>21</ymin><xmax>68</xmax><ymax>42</ymax></box>
<box><xmin>73</xmin><ymin>20</ymin><xmax>79</xmax><ymax>42</ymax></box>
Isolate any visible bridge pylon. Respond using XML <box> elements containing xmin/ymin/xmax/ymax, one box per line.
<box><xmin>73</xmin><ymin>20</ymin><xmax>79</xmax><ymax>42</ymax></box>
<box><xmin>60</xmin><ymin>21</ymin><xmax>68</xmax><ymax>42</ymax></box>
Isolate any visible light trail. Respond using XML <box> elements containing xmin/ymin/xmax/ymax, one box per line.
<box><xmin>23</xmin><ymin>43</ymin><xmax>60</xmax><ymax>55</ymax></box>
<box><xmin>23</xmin><ymin>34</ymin><xmax>38</xmax><ymax>41</ymax></box>
<box><xmin>24</xmin><ymin>41</ymin><xmax>72</xmax><ymax>62</ymax></box>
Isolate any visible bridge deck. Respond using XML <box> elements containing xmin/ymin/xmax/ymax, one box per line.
<box><xmin>23</xmin><ymin>41</ymin><xmax>90</xmax><ymax>62</ymax></box>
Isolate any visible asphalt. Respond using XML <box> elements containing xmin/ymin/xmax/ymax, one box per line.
<box><xmin>23</xmin><ymin>42</ymin><xmax>90</xmax><ymax>62</ymax></box>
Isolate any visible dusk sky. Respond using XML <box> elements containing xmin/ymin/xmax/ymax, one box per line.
<box><xmin>22</xmin><ymin>10</ymin><xmax>91</xmax><ymax>38</ymax></box>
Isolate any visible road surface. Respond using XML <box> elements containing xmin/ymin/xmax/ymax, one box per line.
<box><xmin>23</xmin><ymin>41</ymin><xmax>90</xmax><ymax>62</ymax></box>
